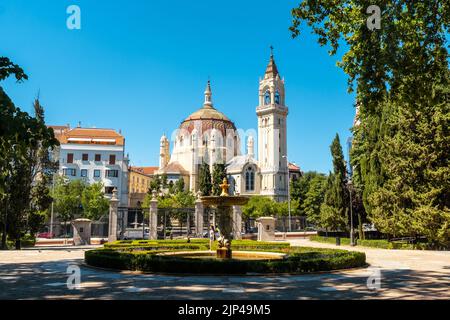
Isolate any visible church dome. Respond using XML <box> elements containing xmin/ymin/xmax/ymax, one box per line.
<box><xmin>179</xmin><ymin>81</ymin><xmax>236</xmax><ymax>137</ymax></box>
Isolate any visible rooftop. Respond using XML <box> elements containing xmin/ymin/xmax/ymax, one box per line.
<box><xmin>48</xmin><ymin>126</ymin><xmax>125</xmax><ymax>146</ymax></box>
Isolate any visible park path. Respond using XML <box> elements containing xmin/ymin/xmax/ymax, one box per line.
<box><xmin>288</xmin><ymin>238</ymin><xmax>450</xmax><ymax>272</ymax></box>
<box><xmin>0</xmin><ymin>241</ymin><xmax>449</xmax><ymax>300</ymax></box>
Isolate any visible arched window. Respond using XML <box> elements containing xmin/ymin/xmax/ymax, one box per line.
<box><xmin>264</xmin><ymin>90</ymin><xmax>271</xmax><ymax>105</ymax></box>
<box><xmin>245</xmin><ymin>166</ymin><xmax>255</xmax><ymax>191</ymax></box>
<box><xmin>275</xmin><ymin>90</ymin><xmax>280</xmax><ymax>104</ymax></box>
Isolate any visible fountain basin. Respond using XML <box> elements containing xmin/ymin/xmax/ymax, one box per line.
<box><xmin>200</xmin><ymin>195</ymin><xmax>250</xmax><ymax>206</ymax></box>
<box><xmin>156</xmin><ymin>250</ymin><xmax>287</xmax><ymax>261</ymax></box>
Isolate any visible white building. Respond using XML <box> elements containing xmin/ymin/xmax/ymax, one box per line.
<box><xmin>157</xmin><ymin>51</ymin><xmax>290</xmax><ymax>202</ymax></box>
<box><xmin>50</xmin><ymin>126</ymin><xmax>129</xmax><ymax>206</ymax></box>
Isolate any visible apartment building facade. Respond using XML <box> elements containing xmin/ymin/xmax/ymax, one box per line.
<box><xmin>50</xmin><ymin>125</ymin><xmax>129</xmax><ymax>206</ymax></box>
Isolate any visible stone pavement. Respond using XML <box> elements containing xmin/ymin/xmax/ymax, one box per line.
<box><xmin>0</xmin><ymin>240</ymin><xmax>448</xmax><ymax>300</ymax></box>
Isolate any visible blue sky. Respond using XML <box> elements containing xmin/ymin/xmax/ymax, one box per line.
<box><xmin>0</xmin><ymin>0</ymin><xmax>356</xmax><ymax>174</ymax></box>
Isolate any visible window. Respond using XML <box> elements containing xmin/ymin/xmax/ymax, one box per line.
<box><xmin>275</xmin><ymin>90</ymin><xmax>280</xmax><ymax>104</ymax></box>
<box><xmin>106</xmin><ymin>170</ymin><xmax>119</xmax><ymax>178</ymax></box>
<box><xmin>264</xmin><ymin>90</ymin><xmax>271</xmax><ymax>105</ymax></box>
<box><xmin>67</xmin><ymin>153</ymin><xmax>74</xmax><ymax>164</ymax></box>
<box><xmin>245</xmin><ymin>167</ymin><xmax>255</xmax><ymax>191</ymax></box>
<box><xmin>82</xmin><ymin>153</ymin><xmax>88</xmax><ymax>161</ymax></box>
<box><xmin>81</xmin><ymin>169</ymin><xmax>88</xmax><ymax>177</ymax></box>
<box><xmin>94</xmin><ymin>169</ymin><xmax>101</xmax><ymax>178</ymax></box>
<box><xmin>63</xmin><ymin>168</ymin><xmax>76</xmax><ymax>176</ymax></box>
<box><xmin>95</xmin><ymin>154</ymin><xmax>101</xmax><ymax>162</ymax></box>
<box><xmin>109</xmin><ymin>154</ymin><xmax>116</xmax><ymax>165</ymax></box>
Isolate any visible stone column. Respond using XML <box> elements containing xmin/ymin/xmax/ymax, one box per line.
<box><xmin>194</xmin><ymin>192</ymin><xmax>204</xmax><ymax>237</ymax></box>
<box><xmin>72</xmin><ymin>218</ymin><xmax>92</xmax><ymax>245</ymax></box>
<box><xmin>233</xmin><ymin>205</ymin><xmax>243</xmax><ymax>240</ymax></box>
<box><xmin>256</xmin><ymin>217</ymin><xmax>276</xmax><ymax>241</ymax></box>
<box><xmin>108</xmin><ymin>188</ymin><xmax>119</xmax><ymax>242</ymax></box>
<box><xmin>149</xmin><ymin>190</ymin><xmax>158</xmax><ymax>240</ymax></box>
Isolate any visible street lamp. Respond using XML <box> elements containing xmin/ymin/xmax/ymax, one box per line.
<box><xmin>282</xmin><ymin>155</ymin><xmax>291</xmax><ymax>232</ymax></box>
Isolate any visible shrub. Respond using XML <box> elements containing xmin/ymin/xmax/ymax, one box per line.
<box><xmin>85</xmin><ymin>246</ymin><xmax>366</xmax><ymax>274</ymax></box>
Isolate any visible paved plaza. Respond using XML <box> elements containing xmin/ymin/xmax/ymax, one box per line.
<box><xmin>0</xmin><ymin>239</ymin><xmax>449</xmax><ymax>300</ymax></box>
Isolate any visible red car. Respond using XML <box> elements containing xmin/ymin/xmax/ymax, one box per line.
<box><xmin>37</xmin><ymin>232</ymin><xmax>54</xmax><ymax>239</ymax></box>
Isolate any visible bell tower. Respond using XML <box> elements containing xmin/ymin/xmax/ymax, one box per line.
<box><xmin>256</xmin><ymin>48</ymin><xmax>289</xmax><ymax>202</ymax></box>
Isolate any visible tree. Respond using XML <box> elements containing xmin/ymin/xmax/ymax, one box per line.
<box><xmin>302</xmin><ymin>175</ymin><xmax>327</xmax><ymax>225</ymax></box>
<box><xmin>149</xmin><ymin>174</ymin><xmax>162</xmax><ymax>193</ymax></box>
<box><xmin>290</xmin><ymin>2</ymin><xmax>449</xmax><ymax>246</ymax></box>
<box><xmin>28</xmin><ymin>98</ymin><xmax>59</xmax><ymax>237</ymax></box>
<box><xmin>0</xmin><ymin>58</ymin><xmax>58</xmax><ymax>248</ymax></box>
<box><xmin>160</xmin><ymin>174</ymin><xmax>168</xmax><ymax>190</ymax></box>
<box><xmin>198</xmin><ymin>162</ymin><xmax>212</xmax><ymax>196</ymax></box>
<box><xmin>81</xmin><ymin>182</ymin><xmax>109</xmax><ymax>220</ymax></box>
<box><xmin>242</xmin><ymin>196</ymin><xmax>277</xmax><ymax>219</ymax></box>
<box><xmin>53</xmin><ymin>178</ymin><xmax>85</xmax><ymax>236</ymax></box>
<box><xmin>175</xmin><ymin>178</ymin><xmax>185</xmax><ymax>193</ymax></box>
<box><xmin>212</xmin><ymin>163</ymin><xmax>227</xmax><ymax>196</ymax></box>
<box><xmin>291</xmin><ymin>171</ymin><xmax>325</xmax><ymax>215</ymax></box>
<box><xmin>319</xmin><ymin>134</ymin><xmax>349</xmax><ymax>231</ymax></box>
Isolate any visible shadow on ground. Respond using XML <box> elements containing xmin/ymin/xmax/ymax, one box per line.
<box><xmin>1</xmin><ymin>258</ymin><xmax>449</xmax><ymax>300</ymax></box>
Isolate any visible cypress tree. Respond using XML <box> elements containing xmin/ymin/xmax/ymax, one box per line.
<box><xmin>198</xmin><ymin>162</ymin><xmax>212</xmax><ymax>196</ymax></box>
<box><xmin>212</xmin><ymin>163</ymin><xmax>227</xmax><ymax>196</ymax></box>
<box><xmin>320</xmin><ymin>134</ymin><xmax>349</xmax><ymax>231</ymax></box>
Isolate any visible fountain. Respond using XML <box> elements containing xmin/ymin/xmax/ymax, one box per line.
<box><xmin>200</xmin><ymin>177</ymin><xmax>249</xmax><ymax>259</ymax></box>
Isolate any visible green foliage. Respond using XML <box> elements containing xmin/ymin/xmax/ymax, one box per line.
<box><xmin>319</xmin><ymin>134</ymin><xmax>349</xmax><ymax>231</ymax></box>
<box><xmin>242</xmin><ymin>196</ymin><xmax>277</xmax><ymax>219</ymax></box>
<box><xmin>211</xmin><ymin>163</ymin><xmax>227</xmax><ymax>196</ymax></box>
<box><xmin>53</xmin><ymin>177</ymin><xmax>85</xmax><ymax>224</ymax></box>
<box><xmin>198</xmin><ymin>162</ymin><xmax>212</xmax><ymax>196</ymax></box>
<box><xmin>81</xmin><ymin>182</ymin><xmax>109</xmax><ymax>220</ymax></box>
<box><xmin>156</xmin><ymin>191</ymin><xmax>195</xmax><ymax>209</ymax></box>
<box><xmin>105</xmin><ymin>239</ymin><xmax>290</xmax><ymax>252</ymax></box>
<box><xmin>85</xmin><ymin>243</ymin><xmax>366</xmax><ymax>274</ymax></box>
<box><xmin>290</xmin><ymin>1</ymin><xmax>450</xmax><ymax>248</ymax></box>
<box><xmin>175</xmin><ymin>178</ymin><xmax>185</xmax><ymax>193</ymax></box>
<box><xmin>290</xmin><ymin>171</ymin><xmax>326</xmax><ymax>215</ymax></box>
<box><xmin>27</xmin><ymin>210</ymin><xmax>47</xmax><ymax>236</ymax></box>
<box><xmin>0</xmin><ymin>59</ymin><xmax>58</xmax><ymax>248</ymax></box>
<box><xmin>302</xmin><ymin>175</ymin><xmax>327</xmax><ymax>225</ymax></box>
<box><xmin>149</xmin><ymin>174</ymin><xmax>162</xmax><ymax>193</ymax></box>
<box><xmin>310</xmin><ymin>235</ymin><xmax>431</xmax><ymax>250</ymax></box>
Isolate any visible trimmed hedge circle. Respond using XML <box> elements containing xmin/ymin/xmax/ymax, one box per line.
<box><xmin>85</xmin><ymin>240</ymin><xmax>366</xmax><ymax>274</ymax></box>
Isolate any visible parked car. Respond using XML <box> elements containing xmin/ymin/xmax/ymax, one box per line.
<box><xmin>37</xmin><ymin>232</ymin><xmax>54</xmax><ymax>239</ymax></box>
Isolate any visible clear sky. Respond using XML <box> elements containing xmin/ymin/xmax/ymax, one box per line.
<box><xmin>0</xmin><ymin>0</ymin><xmax>356</xmax><ymax>174</ymax></box>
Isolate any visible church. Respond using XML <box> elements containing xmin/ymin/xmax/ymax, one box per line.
<box><xmin>156</xmin><ymin>51</ymin><xmax>290</xmax><ymax>202</ymax></box>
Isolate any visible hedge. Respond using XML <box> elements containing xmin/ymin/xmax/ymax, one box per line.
<box><xmin>6</xmin><ymin>235</ymin><xmax>36</xmax><ymax>249</ymax></box>
<box><xmin>105</xmin><ymin>240</ymin><xmax>290</xmax><ymax>252</ymax></box>
<box><xmin>310</xmin><ymin>235</ymin><xmax>426</xmax><ymax>250</ymax></box>
<box><xmin>85</xmin><ymin>246</ymin><xmax>366</xmax><ymax>274</ymax></box>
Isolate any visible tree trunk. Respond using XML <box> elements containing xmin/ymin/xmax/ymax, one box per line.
<box><xmin>358</xmin><ymin>213</ymin><xmax>364</xmax><ymax>240</ymax></box>
<box><xmin>1</xmin><ymin>231</ymin><xmax>7</xmax><ymax>250</ymax></box>
<box><xmin>15</xmin><ymin>239</ymin><xmax>21</xmax><ymax>250</ymax></box>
